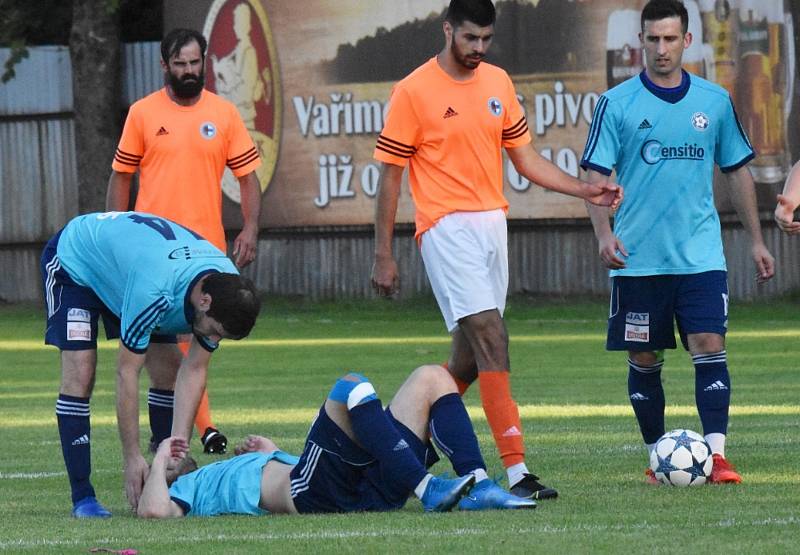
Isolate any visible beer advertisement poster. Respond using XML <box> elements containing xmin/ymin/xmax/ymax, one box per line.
<box><xmin>168</xmin><ymin>0</ymin><xmax>799</xmax><ymax>229</ymax></box>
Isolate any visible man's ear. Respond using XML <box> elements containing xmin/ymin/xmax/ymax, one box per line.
<box><xmin>198</xmin><ymin>291</ymin><xmax>213</xmax><ymax>312</ymax></box>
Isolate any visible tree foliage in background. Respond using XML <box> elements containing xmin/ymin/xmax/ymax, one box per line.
<box><xmin>0</xmin><ymin>0</ymin><xmax>162</xmax><ymax>211</ymax></box>
<box><xmin>0</xmin><ymin>0</ymin><xmax>162</xmax><ymax>82</ymax></box>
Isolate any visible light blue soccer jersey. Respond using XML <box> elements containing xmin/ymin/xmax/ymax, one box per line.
<box><xmin>55</xmin><ymin>212</ymin><xmax>237</xmax><ymax>353</ymax></box>
<box><xmin>581</xmin><ymin>71</ymin><xmax>754</xmax><ymax>276</ymax></box>
<box><xmin>168</xmin><ymin>451</ymin><xmax>300</xmax><ymax>516</ymax></box>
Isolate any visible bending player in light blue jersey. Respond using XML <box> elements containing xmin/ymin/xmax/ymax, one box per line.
<box><xmin>138</xmin><ymin>365</ymin><xmax>535</xmax><ymax>517</ymax></box>
<box><xmin>41</xmin><ymin>211</ymin><xmax>261</xmax><ymax>517</ymax></box>
<box><xmin>580</xmin><ymin>0</ymin><xmax>774</xmax><ymax>484</ymax></box>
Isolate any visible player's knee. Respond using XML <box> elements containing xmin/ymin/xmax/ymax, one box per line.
<box><xmin>628</xmin><ymin>350</ymin><xmax>664</xmax><ymax>368</ymax></box>
<box><xmin>328</xmin><ymin>372</ymin><xmax>378</xmax><ymax>409</ymax></box>
<box><xmin>411</xmin><ymin>364</ymin><xmax>457</xmax><ymax>394</ymax></box>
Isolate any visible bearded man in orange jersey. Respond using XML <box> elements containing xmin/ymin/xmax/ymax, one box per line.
<box><xmin>107</xmin><ymin>28</ymin><xmax>262</xmax><ymax>458</ymax></box>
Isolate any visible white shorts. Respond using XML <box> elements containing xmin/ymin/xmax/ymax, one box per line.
<box><xmin>420</xmin><ymin>209</ymin><xmax>508</xmax><ymax>332</ymax></box>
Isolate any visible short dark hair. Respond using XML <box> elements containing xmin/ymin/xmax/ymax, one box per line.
<box><xmin>641</xmin><ymin>0</ymin><xmax>689</xmax><ymax>34</ymax></box>
<box><xmin>161</xmin><ymin>28</ymin><xmax>207</xmax><ymax>64</ymax></box>
<box><xmin>202</xmin><ymin>273</ymin><xmax>261</xmax><ymax>339</ymax></box>
<box><xmin>165</xmin><ymin>456</ymin><xmax>198</xmax><ymax>486</ymax></box>
<box><xmin>445</xmin><ymin>0</ymin><xmax>496</xmax><ymax>28</ymax></box>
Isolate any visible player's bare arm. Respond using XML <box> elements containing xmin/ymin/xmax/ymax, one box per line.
<box><xmin>116</xmin><ymin>345</ymin><xmax>150</xmax><ymax>510</ymax></box>
<box><xmin>170</xmin><ymin>338</ymin><xmax>212</xmax><ymax>442</ymax></box>
<box><xmin>585</xmin><ymin>169</ymin><xmax>627</xmax><ymax>269</ymax></box>
<box><xmin>105</xmin><ymin>170</ymin><xmax>134</xmax><ymax>212</ymax></box>
<box><xmin>138</xmin><ymin>437</ymin><xmax>188</xmax><ymax>519</ymax></box>
<box><xmin>775</xmin><ymin>161</ymin><xmax>800</xmax><ymax>235</ymax></box>
<box><xmin>505</xmin><ymin>145</ymin><xmax>623</xmax><ymax>209</ymax></box>
<box><xmin>233</xmin><ymin>171</ymin><xmax>262</xmax><ymax>268</ymax></box>
<box><xmin>725</xmin><ymin>166</ymin><xmax>775</xmax><ymax>283</ymax></box>
<box><xmin>371</xmin><ymin>162</ymin><xmax>405</xmax><ymax>296</ymax></box>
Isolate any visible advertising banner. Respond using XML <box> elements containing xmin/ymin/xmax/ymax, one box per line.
<box><xmin>184</xmin><ymin>0</ymin><xmax>799</xmax><ymax>228</ymax></box>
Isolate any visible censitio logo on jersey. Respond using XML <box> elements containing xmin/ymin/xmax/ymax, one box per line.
<box><xmin>168</xmin><ymin>246</ymin><xmax>228</xmax><ymax>260</ymax></box>
<box><xmin>641</xmin><ymin>140</ymin><xmax>705</xmax><ymax>165</ymax></box>
<box><xmin>488</xmin><ymin>97</ymin><xmax>503</xmax><ymax>116</ymax></box>
<box><xmin>200</xmin><ymin>122</ymin><xmax>217</xmax><ymax>139</ymax></box>
<box><xmin>691</xmin><ymin>111</ymin><xmax>710</xmax><ymax>131</ymax></box>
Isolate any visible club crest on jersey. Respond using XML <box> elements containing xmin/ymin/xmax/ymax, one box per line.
<box><xmin>488</xmin><ymin>97</ymin><xmax>503</xmax><ymax>117</ymax></box>
<box><xmin>691</xmin><ymin>112</ymin><xmax>709</xmax><ymax>131</ymax></box>
<box><xmin>200</xmin><ymin>122</ymin><xmax>217</xmax><ymax>139</ymax></box>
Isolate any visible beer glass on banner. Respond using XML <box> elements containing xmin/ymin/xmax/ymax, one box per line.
<box><xmin>606</xmin><ymin>9</ymin><xmax>642</xmax><ymax>88</ymax></box>
<box><xmin>736</xmin><ymin>0</ymin><xmax>794</xmax><ymax>183</ymax></box>
<box><xmin>699</xmin><ymin>0</ymin><xmax>738</xmax><ymax>96</ymax></box>
<box><xmin>683</xmin><ymin>0</ymin><xmax>715</xmax><ymax>79</ymax></box>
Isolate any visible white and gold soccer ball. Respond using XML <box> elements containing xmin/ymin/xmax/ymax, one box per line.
<box><xmin>649</xmin><ymin>429</ymin><xmax>713</xmax><ymax>486</ymax></box>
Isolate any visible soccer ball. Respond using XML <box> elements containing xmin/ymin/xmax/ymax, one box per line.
<box><xmin>649</xmin><ymin>429</ymin><xmax>713</xmax><ymax>486</ymax></box>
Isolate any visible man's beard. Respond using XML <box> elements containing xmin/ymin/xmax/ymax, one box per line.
<box><xmin>451</xmin><ymin>41</ymin><xmax>483</xmax><ymax>70</ymax></box>
<box><xmin>166</xmin><ymin>69</ymin><xmax>205</xmax><ymax>99</ymax></box>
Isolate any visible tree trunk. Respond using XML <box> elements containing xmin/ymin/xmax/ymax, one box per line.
<box><xmin>69</xmin><ymin>0</ymin><xmax>121</xmax><ymax>213</ymax></box>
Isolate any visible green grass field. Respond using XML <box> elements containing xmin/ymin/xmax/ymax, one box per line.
<box><xmin>1</xmin><ymin>296</ymin><xmax>798</xmax><ymax>553</ymax></box>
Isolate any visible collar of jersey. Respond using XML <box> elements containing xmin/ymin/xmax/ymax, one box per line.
<box><xmin>639</xmin><ymin>69</ymin><xmax>689</xmax><ymax>104</ymax></box>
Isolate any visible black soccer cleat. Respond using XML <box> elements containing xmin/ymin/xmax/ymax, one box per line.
<box><xmin>509</xmin><ymin>473</ymin><xmax>558</xmax><ymax>500</ymax></box>
<box><xmin>201</xmin><ymin>427</ymin><xmax>228</xmax><ymax>454</ymax></box>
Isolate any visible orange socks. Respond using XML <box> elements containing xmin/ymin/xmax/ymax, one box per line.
<box><xmin>178</xmin><ymin>339</ymin><xmax>216</xmax><ymax>433</ymax></box>
<box><xmin>478</xmin><ymin>370</ymin><xmax>525</xmax><ymax>467</ymax></box>
<box><xmin>194</xmin><ymin>389</ymin><xmax>214</xmax><ymax>433</ymax></box>
<box><xmin>441</xmin><ymin>361</ymin><xmax>472</xmax><ymax>395</ymax></box>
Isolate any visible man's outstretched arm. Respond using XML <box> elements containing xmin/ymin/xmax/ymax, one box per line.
<box><xmin>137</xmin><ymin>437</ymin><xmax>188</xmax><ymax>519</ymax></box>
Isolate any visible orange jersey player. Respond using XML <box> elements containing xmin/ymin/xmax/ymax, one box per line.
<box><xmin>371</xmin><ymin>0</ymin><xmax>622</xmax><ymax>500</ymax></box>
<box><xmin>107</xmin><ymin>28</ymin><xmax>263</xmax><ymax>457</ymax></box>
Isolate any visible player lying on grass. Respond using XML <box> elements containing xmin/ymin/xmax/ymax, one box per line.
<box><xmin>138</xmin><ymin>364</ymin><xmax>536</xmax><ymax>517</ymax></box>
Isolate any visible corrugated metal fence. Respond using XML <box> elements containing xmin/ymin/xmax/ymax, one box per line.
<box><xmin>2</xmin><ymin>45</ymin><xmax>799</xmax><ymax>303</ymax></box>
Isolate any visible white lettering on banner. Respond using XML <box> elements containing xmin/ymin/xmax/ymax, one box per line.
<box><xmin>315</xmin><ymin>154</ymin><xmax>355</xmax><ymax>208</ymax></box>
<box><xmin>507</xmin><ymin>147</ymin><xmax>579</xmax><ymax>191</ymax></box>
<box><xmin>293</xmin><ymin>84</ymin><xmax>603</xmax><ymax>209</ymax></box>
<box><xmin>293</xmin><ymin>94</ymin><xmax>388</xmax><ymax>137</ymax></box>
<box><xmin>534</xmin><ymin>81</ymin><xmax>599</xmax><ymax>136</ymax></box>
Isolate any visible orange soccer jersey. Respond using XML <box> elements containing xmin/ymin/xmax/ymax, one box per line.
<box><xmin>112</xmin><ymin>89</ymin><xmax>261</xmax><ymax>251</ymax></box>
<box><xmin>373</xmin><ymin>58</ymin><xmax>531</xmax><ymax>237</ymax></box>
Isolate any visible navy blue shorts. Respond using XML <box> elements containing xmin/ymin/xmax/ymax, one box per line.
<box><xmin>289</xmin><ymin>406</ymin><xmax>439</xmax><ymax>514</ymax></box>
<box><xmin>607</xmin><ymin>271</ymin><xmax>728</xmax><ymax>352</ymax></box>
<box><xmin>41</xmin><ymin>230</ymin><xmax>176</xmax><ymax>350</ymax></box>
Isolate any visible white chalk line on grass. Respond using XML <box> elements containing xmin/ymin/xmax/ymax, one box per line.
<box><xmin>4</xmin><ymin>328</ymin><xmax>800</xmax><ymax>351</ymax></box>
<box><xmin>0</xmin><ymin>468</ymin><xmax>117</xmax><ymax>480</ymax></box>
<box><xmin>1</xmin><ymin>516</ymin><xmax>798</xmax><ymax>550</ymax></box>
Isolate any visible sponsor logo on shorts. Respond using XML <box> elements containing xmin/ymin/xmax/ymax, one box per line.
<box><xmin>67</xmin><ymin>308</ymin><xmax>91</xmax><ymax>322</ymax></box>
<box><xmin>67</xmin><ymin>321</ymin><xmax>91</xmax><ymax>341</ymax></box>
<box><xmin>625</xmin><ymin>312</ymin><xmax>649</xmax><ymax>325</ymax></box>
<box><xmin>625</xmin><ymin>324</ymin><xmax>649</xmax><ymax>342</ymax></box>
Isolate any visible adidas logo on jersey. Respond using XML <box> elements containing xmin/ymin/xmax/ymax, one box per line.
<box><xmin>638</xmin><ymin>119</ymin><xmax>652</xmax><ymax>130</ymax></box>
<box><xmin>443</xmin><ymin>107</ymin><xmax>458</xmax><ymax>119</ymax></box>
<box><xmin>156</xmin><ymin>126</ymin><xmax>169</xmax><ymax>136</ymax></box>
<box><xmin>703</xmin><ymin>380</ymin><xmax>729</xmax><ymax>392</ymax></box>
<box><xmin>71</xmin><ymin>434</ymin><xmax>89</xmax><ymax>446</ymax></box>
<box><xmin>501</xmin><ymin>425</ymin><xmax>521</xmax><ymax>437</ymax></box>
<box><xmin>629</xmin><ymin>392</ymin><xmax>649</xmax><ymax>401</ymax></box>
<box><xmin>393</xmin><ymin>439</ymin><xmax>410</xmax><ymax>451</ymax></box>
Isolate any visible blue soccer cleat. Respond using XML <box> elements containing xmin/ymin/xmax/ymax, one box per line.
<box><xmin>72</xmin><ymin>496</ymin><xmax>112</xmax><ymax>518</ymax></box>
<box><xmin>420</xmin><ymin>474</ymin><xmax>475</xmax><ymax>512</ymax></box>
<box><xmin>458</xmin><ymin>479</ymin><xmax>537</xmax><ymax>511</ymax></box>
